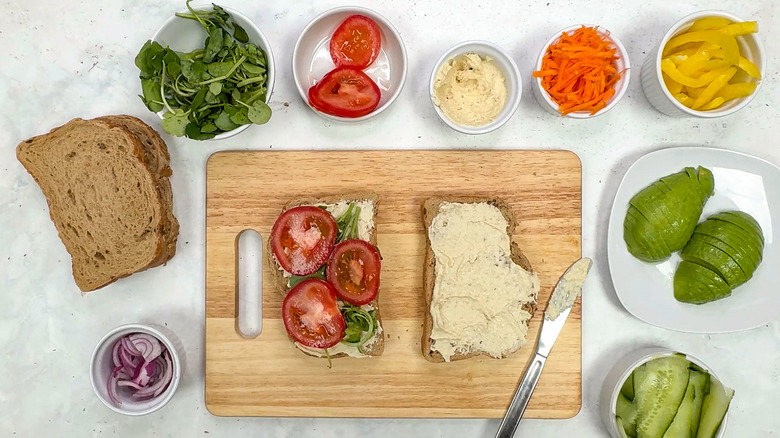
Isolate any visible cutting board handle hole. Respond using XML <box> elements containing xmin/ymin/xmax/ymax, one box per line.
<box><xmin>236</xmin><ymin>229</ymin><xmax>263</xmax><ymax>339</ymax></box>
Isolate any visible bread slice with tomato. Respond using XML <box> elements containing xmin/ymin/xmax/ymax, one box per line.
<box><xmin>420</xmin><ymin>197</ymin><xmax>539</xmax><ymax>363</ymax></box>
<box><xmin>267</xmin><ymin>191</ymin><xmax>384</xmax><ymax>360</ymax></box>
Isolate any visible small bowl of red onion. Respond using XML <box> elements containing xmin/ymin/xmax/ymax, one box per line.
<box><xmin>89</xmin><ymin>323</ymin><xmax>183</xmax><ymax>415</ymax></box>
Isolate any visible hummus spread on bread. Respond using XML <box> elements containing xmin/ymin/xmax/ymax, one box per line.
<box><xmin>427</xmin><ymin>202</ymin><xmax>539</xmax><ymax>361</ymax></box>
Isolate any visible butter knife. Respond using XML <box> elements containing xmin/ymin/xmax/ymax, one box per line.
<box><xmin>495</xmin><ymin>257</ymin><xmax>593</xmax><ymax>438</ymax></box>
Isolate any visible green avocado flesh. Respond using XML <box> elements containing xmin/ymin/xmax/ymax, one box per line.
<box><xmin>624</xmin><ymin>166</ymin><xmax>714</xmax><ymax>263</ymax></box>
<box><xmin>681</xmin><ymin>238</ymin><xmax>747</xmax><ymax>287</ymax></box>
<box><xmin>711</xmin><ymin>211</ymin><xmax>764</xmax><ymax>243</ymax></box>
<box><xmin>674</xmin><ymin>210</ymin><xmax>764</xmax><ymax>304</ymax></box>
<box><xmin>674</xmin><ymin>261</ymin><xmax>731</xmax><ymax>304</ymax></box>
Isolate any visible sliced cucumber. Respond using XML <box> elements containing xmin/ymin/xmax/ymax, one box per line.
<box><xmin>696</xmin><ymin>377</ymin><xmax>734</xmax><ymax>438</ymax></box>
<box><xmin>689</xmin><ymin>370</ymin><xmax>711</xmax><ymax>438</ymax></box>
<box><xmin>616</xmin><ymin>417</ymin><xmax>632</xmax><ymax>438</ymax></box>
<box><xmin>662</xmin><ymin>381</ymin><xmax>695</xmax><ymax>438</ymax></box>
<box><xmin>634</xmin><ymin>354</ymin><xmax>691</xmax><ymax>438</ymax></box>
<box><xmin>621</xmin><ymin>373</ymin><xmax>635</xmax><ymax>401</ymax></box>
<box><xmin>617</xmin><ymin>392</ymin><xmax>639</xmax><ymax>437</ymax></box>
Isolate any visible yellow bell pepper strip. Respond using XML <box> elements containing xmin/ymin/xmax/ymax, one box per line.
<box><xmin>663</xmin><ymin>31</ymin><xmax>739</xmax><ymax>64</ymax></box>
<box><xmin>663</xmin><ymin>73</ymin><xmax>684</xmax><ymax>94</ymax></box>
<box><xmin>715</xmin><ymin>83</ymin><xmax>757</xmax><ymax>101</ymax></box>
<box><xmin>661</xmin><ymin>59</ymin><xmax>728</xmax><ymax>88</ymax></box>
<box><xmin>674</xmin><ymin>92</ymin><xmax>694</xmax><ymax>107</ymax></box>
<box><xmin>686</xmin><ymin>86</ymin><xmax>705</xmax><ymax>99</ymax></box>
<box><xmin>737</xmin><ymin>56</ymin><xmax>761</xmax><ymax>78</ymax></box>
<box><xmin>688</xmin><ymin>17</ymin><xmax>732</xmax><ymax>32</ymax></box>
<box><xmin>692</xmin><ymin>67</ymin><xmax>737</xmax><ymax>109</ymax></box>
<box><xmin>719</xmin><ymin>21</ymin><xmax>758</xmax><ymax>36</ymax></box>
<box><xmin>699</xmin><ymin>97</ymin><xmax>725</xmax><ymax>110</ymax></box>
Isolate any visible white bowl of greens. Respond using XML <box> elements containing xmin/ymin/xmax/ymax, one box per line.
<box><xmin>136</xmin><ymin>1</ymin><xmax>274</xmax><ymax>140</ymax></box>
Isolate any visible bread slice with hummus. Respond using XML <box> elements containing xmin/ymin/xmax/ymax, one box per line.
<box><xmin>267</xmin><ymin>191</ymin><xmax>384</xmax><ymax>359</ymax></box>
<box><xmin>421</xmin><ymin>197</ymin><xmax>539</xmax><ymax>363</ymax></box>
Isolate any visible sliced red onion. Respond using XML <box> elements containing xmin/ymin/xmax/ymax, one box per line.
<box><xmin>120</xmin><ymin>336</ymin><xmax>141</xmax><ymax>355</ymax></box>
<box><xmin>106</xmin><ymin>332</ymin><xmax>174</xmax><ymax>405</ymax></box>
<box><xmin>112</xmin><ymin>341</ymin><xmax>121</xmax><ymax>367</ymax></box>
<box><xmin>107</xmin><ymin>372</ymin><xmax>121</xmax><ymax>405</ymax></box>
<box><xmin>129</xmin><ymin>333</ymin><xmax>162</xmax><ymax>361</ymax></box>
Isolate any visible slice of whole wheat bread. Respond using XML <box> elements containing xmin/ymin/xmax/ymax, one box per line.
<box><xmin>266</xmin><ymin>191</ymin><xmax>384</xmax><ymax>358</ymax></box>
<box><xmin>97</xmin><ymin>115</ymin><xmax>178</xmax><ymax>266</ymax></box>
<box><xmin>421</xmin><ymin>197</ymin><xmax>538</xmax><ymax>363</ymax></box>
<box><xmin>16</xmin><ymin>118</ymin><xmax>168</xmax><ymax>291</ymax></box>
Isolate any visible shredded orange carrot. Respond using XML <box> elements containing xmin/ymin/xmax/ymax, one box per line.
<box><xmin>533</xmin><ymin>26</ymin><xmax>624</xmax><ymax>115</ymax></box>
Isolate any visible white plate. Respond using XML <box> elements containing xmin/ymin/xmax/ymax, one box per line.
<box><xmin>607</xmin><ymin>146</ymin><xmax>780</xmax><ymax>333</ymax></box>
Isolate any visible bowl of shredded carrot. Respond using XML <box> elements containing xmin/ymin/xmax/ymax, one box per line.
<box><xmin>533</xmin><ymin>25</ymin><xmax>630</xmax><ymax>118</ymax></box>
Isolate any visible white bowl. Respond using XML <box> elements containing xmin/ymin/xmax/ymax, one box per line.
<box><xmin>533</xmin><ymin>25</ymin><xmax>630</xmax><ymax>118</ymax></box>
<box><xmin>292</xmin><ymin>6</ymin><xmax>408</xmax><ymax>123</ymax></box>
<box><xmin>640</xmin><ymin>10</ymin><xmax>764</xmax><ymax>118</ymax></box>
<box><xmin>152</xmin><ymin>4</ymin><xmax>275</xmax><ymax>139</ymax></box>
<box><xmin>429</xmin><ymin>41</ymin><xmax>522</xmax><ymax>135</ymax></box>
<box><xmin>607</xmin><ymin>146</ymin><xmax>780</xmax><ymax>333</ymax></box>
<box><xmin>600</xmin><ymin>348</ymin><xmax>728</xmax><ymax>438</ymax></box>
<box><xmin>90</xmin><ymin>323</ymin><xmax>185</xmax><ymax>415</ymax></box>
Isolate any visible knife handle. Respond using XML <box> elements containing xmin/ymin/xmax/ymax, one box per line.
<box><xmin>494</xmin><ymin>352</ymin><xmax>548</xmax><ymax>438</ymax></box>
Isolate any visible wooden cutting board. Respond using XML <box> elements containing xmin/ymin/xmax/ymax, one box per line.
<box><xmin>205</xmin><ymin>150</ymin><xmax>582</xmax><ymax>418</ymax></box>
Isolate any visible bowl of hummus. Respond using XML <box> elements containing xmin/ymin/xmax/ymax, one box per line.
<box><xmin>429</xmin><ymin>41</ymin><xmax>522</xmax><ymax>135</ymax></box>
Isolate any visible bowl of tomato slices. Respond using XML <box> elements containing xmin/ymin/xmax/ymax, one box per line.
<box><xmin>292</xmin><ymin>6</ymin><xmax>408</xmax><ymax>122</ymax></box>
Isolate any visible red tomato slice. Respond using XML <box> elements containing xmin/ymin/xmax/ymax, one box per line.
<box><xmin>308</xmin><ymin>67</ymin><xmax>381</xmax><ymax>118</ymax></box>
<box><xmin>326</xmin><ymin>239</ymin><xmax>381</xmax><ymax>306</ymax></box>
<box><xmin>270</xmin><ymin>206</ymin><xmax>338</xmax><ymax>276</ymax></box>
<box><xmin>282</xmin><ymin>278</ymin><xmax>346</xmax><ymax>348</ymax></box>
<box><xmin>329</xmin><ymin>14</ymin><xmax>382</xmax><ymax>69</ymax></box>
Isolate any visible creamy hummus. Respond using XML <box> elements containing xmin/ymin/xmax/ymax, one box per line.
<box><xmin>428</xmin><ymin>202</ymin><xmax>539</xmax><ymax>361</ymax></box>
<box><xmin>433</xmin><ymin>53</ymin><xmax>508</xmax><ymax>127</ymax></box>
<box><xmin>545</xmin><ymin>258</ymin><xmax>591</xmax><ymax>321</ymax></box>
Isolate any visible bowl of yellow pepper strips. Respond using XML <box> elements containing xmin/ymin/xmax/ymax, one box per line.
<box><xmin>641</xmin><ymin>11</ymin><xmax>764</xmax><ymax>117</ymax></box>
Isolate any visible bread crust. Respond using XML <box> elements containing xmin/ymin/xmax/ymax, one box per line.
<box><xmin>265</xmin><ymin>191</ymin><xmax>384</xmax><ymax>358</ymax></box>
<box><xmin>420</xmin><ymin>197</ymin><xmax>537</xmax><ymax>363</ymax></box>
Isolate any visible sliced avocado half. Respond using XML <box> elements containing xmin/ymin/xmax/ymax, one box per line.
<box><xmin>681</xmin><ymin>238</ymin><xmax>748</xmax><ymax>287</ymax></box>
<box><xmin>674</xmin><ymin>261</ymin><xmax>731</xmax><ymax>304</ymax></box>
<box><xmin>711</xmin><ymin>211</ymin><xmax>764</xmax><ymax>244</ymax></box>
<box><xmin>695</xmin><ymin>219</ymin><xmax>764</xmax><ymax>267</ymax></box>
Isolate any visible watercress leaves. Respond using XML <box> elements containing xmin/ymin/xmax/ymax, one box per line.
<box><xmin>134</xmin><ymin>0</ymin><xmax>272</xmax><ymax>140</ymax></box>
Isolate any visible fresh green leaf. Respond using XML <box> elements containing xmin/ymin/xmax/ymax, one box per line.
<box><xmin>203</xmin><ymin>27</ymin><xmax>224</xmax><ymax>63</ymax></box>
<box><xmin>140</xmin><ymin>78</ymin><xmax>164</xmax><ymax>112</ymax></box>
<box><xmin>229</xmin><ymin>107</ymin><xmax>250</xmax><ymax>125</ymax></box>
<box><xmin>336</xmin><ymin>204</ymin><xmax>362</xmax><ymax>243</ymax></box>
<box><xmin>207</xmin><ymin>61</ymin><xmax>233</xmax><ymax>78</ymax></box>
<box><xmin>248</xmin><ymin>100</ymin><xmax>271</xmax><ymax>124</ymax></box>
<box><xmin>200</xmin><ymin>122</ymin><xmax>218</xmax><ymax>133</ymax></box>
<box><xmin>289</xmin><ymin>265</ymin><xmax>326</xmax><ymax>288</ymax></box>
<box><xmin>232</xmin><ymin>22</ymin><xmax>249</xmax><ymax>43</ymax></box>
<box><xmin>190</xmin><ymin>87</ymin><xmax>207</xmax><ymax>110</ymax></box>
<box><xmin>242</xmin><ymin>63</ymin><xmax>266</xmax><ymax>75</ymax></box>
<box><xmin>214</xmin><ymin>110</ymin><xmax>239</xmax><ymax>131</ymax></box>
<box><xmin>339</xmin><ymin>304</ymin><xmax>377</xmax><ymax>353</ymax></box>
<box><xmin>161</xmin><ymin>109</ymin><xmax>190</xmax><ymax>137</ymax></box>
<box><xmin>184</xmin><ymin>122</ymin><xmax>215</xmax><ymax>140</ymax></box>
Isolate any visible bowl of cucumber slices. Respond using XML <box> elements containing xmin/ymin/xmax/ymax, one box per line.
<box><xmin>600</xmin><ymin>348</ymin><xmax>733</xmax><ymax>438</ymax></box>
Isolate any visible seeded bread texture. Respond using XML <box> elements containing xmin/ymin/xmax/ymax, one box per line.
<box><xmin>16</xmin><ymin>117</ymin><xmax>174</xmax><ymax>291</ymax></box>
<box><xmin>420</xmin><ymin>197</ymin><xmax>537</xmax><ymax>363</ymax></box>
<box><xmin>266</xmin><ymin>191</ymin><xmax>384</xmax><ymax>358</ymax></box>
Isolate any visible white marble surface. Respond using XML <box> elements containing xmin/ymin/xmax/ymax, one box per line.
<box><xmin>1</xmin><ymin>0</ymin><xmax>778</xmax><ymax>436</ymax></box>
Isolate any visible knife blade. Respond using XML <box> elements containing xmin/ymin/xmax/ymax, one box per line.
<box><xmin>495</xmin><ymin>257</ymin><xmax>592</xmax><ymax>438</ymax></box>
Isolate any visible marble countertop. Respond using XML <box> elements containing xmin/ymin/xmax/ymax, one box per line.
<box><xmin>1</xmin><ymin>0</ymin><xmax>778</xmax><ymax>436</ymax></box>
